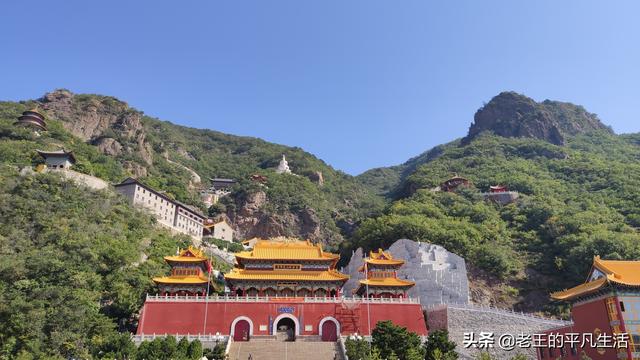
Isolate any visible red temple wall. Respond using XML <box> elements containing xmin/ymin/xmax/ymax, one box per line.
<box><xmin>539</xmin><ymin>297</ymin><xmax>622</xmax><ymax>360</ymax></box>
<box><xmin>136</xmin><ymin>300</ymin><xmax>427</xmax><ymax>337</ymax></box>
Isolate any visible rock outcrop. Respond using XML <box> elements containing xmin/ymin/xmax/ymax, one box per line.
<box><xmin>228</xmin><ymin>190</ymin><xmax>337</xmax><ymax>245</ymax></box>
<box><xmin>465</xmin><ymin>91</ymin><xmax>611</xmax><ymax>145</ymax></box>
<box><xmin>39</xmin><ymin>89</ymin><xmax>153</xmax><ymax>164</ymax></box>
<box><xmin>342</xmin><ymin>239</ymin><xmax>469</xmax><ymax>306</ymax></box>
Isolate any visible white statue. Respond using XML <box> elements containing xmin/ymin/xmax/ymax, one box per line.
<box><xmin>276</xmin><ymin>154</ymin><xmax>292</xmax><ymax>174</ymax></box>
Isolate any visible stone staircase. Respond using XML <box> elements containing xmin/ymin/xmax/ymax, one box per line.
<box><xmin>227</xmin><ymin>340</ymin><xmax>342</xmax><ymax>360</ymax></box>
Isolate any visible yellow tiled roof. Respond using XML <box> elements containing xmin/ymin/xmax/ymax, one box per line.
<box><xmin>234</xmin><ymin>239</ymin><xmax>339</xmax><ymax>261</ymax></box>
<box><xmin>551</xmin><ymin>256</ymin><xmax>640</xmax><ymax>301</ymax></box>
<box><xmin>224</xmin><ymin>269</ymin><xmax>349</xmax><ymax>282</ymax></box>
<box><xmin>153</xmin><ymin>275</ymin><xmax>209</xmax><ymax>285</ymax></box>
<box><xmin>359</xmin><ymin>277</ymin><xmax>415</xmax><ymax>287</ymax></box>
<box><xmin>164</xmin><ymin>246</ymin><xmax>207</xmax><ymax>263</ymax></box>
<box><xmin>363</xmin><ymin>249</ymin><xmax>405</xmax><ymax>266</ymax></box>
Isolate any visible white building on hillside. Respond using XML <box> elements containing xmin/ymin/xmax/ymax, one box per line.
<box><xmin>210</xmin><ymin>219</ymin><xmax>233</xmax><ymax>242</ymax></box>
<box><xmin>114</xmin><ymin>177</ymin><xmax>204</xmax><ymax>242</ymax></box>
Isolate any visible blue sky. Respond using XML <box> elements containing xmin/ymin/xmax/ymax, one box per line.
<box><xmin>2</xmin><ymin>1</ymin><xmax>639</xmax><ymax>174</ymax></box>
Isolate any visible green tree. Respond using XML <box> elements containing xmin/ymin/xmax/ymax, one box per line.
<box><xmin>424</xmin><ymin>330</ymin><xmax>457</xmax><ymax>360</ymax></box>
<box><xmin>371</xmin><ymin>321</ymin><xmax>424</xmax><ymax>360</ymax></box>
<box><xmin>187</xmin><ymin>339</ymin><xmax>203</xmax><ymax>360</ymax></box>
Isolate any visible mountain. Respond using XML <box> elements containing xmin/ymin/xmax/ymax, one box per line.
<box><xmin>464</xmin><ymin>91</ymin><xmax>612</xmax><ymax>145</ymax></box>
<box><xmin>355</xmin><ymin>93</ymin><xmax>640</xmax><ymax>311</ymax></box>
<box><xmin>358</xmin><ymin>91</ymin><xmax>614</xmax><ymax>197</ymax></box>
<box><xmin>1</xmin><ymin>89</ymin><xmax>384</xmax><ymax>249</ymax></box>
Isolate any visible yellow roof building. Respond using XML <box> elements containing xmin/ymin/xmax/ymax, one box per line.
<box><xmin>551</xmin><ymin>256</ymin><xmax>640</xmax><ymax>301</ymax></box>
<box><xmin>224</xmin><ymin>238</ymin><xmax>349</xmax><ymax>296</ymax></box>
<box><xmin>356</xmin><ymin>249</ymin><xmax>415</xmax><ymax>297</ymax></box>
<box><xmin>153</xmin><ymin>247</ymin><xmax>211</xmax><ymax>291</ymax></box>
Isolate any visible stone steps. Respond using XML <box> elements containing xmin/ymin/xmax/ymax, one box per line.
<box><xmin>228</xmin><ymin>340</ymin><xmax>342</xmax><ymax>360</ymax></box>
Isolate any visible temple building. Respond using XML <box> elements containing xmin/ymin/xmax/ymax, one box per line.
<box><xmin>136</xmin><ymin>238</ymin><xmax>428</xmax><ymax>346</ymax></box>
<box><xmin>152</xmin><ymin>247</ymin><xmax>212</xmax><ymax>296</ymax></box>
<box><xmin>224</xmin><ymin>238</ymin><xmax>349</xmax><ymax>297</ymax></box>
<box><xmin>275</xmin><ymin>154</ymin><xmax>292</xmax><ymax>174</ymax></box>
<box><xmin>489</xmin><ymin>185</ymin><xmax>508</xmax><ymax>193</ymax></box>
<box><xmin>538</xmin><ymin>256</ymin><xmax>640</xmax><ymax>360</ymax></box>
<box><xmin>440</xmin><ymin>175</ymin><xmax>471</xmax><ymax>192</ymax></box>
<box><xmin>114</xmin><ymin>177</ymin><xmax>205</xmax><ymax>242</ymax></box>
<box><xmin>37</xmin><ymin>149</ymin><xmax>76</xmax><ymax>170</ymax></box>
<box><xmin>356</xmin><ymin>249</ymin><xmax>415</xmax><ymax>298</ymax></box>
<box><xmin>15</xmin><ymin>109</ymin><xmax>47</xmax><ymax>131</ymax></box>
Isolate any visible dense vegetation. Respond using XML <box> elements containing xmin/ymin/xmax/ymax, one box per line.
<box><xmin>354</xmin><ymin>131</ymin><xmax>640</xmax><ymax>311</ymax></box>
<box><xmin>0</xmin><ymin>169</ymin><xmax>189</xmax><ymax>359</ymax></box>
<box><xmin>345</xmin><ymin>322</ymin><xmax>457</xmax><ymax>360</ymax></box>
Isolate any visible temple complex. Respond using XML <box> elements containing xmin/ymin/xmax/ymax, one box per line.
<box><xmin>135</xmin><ymin>238</ymin><xmax>427</xmax><ymax>348</ymax></box>
<box><xmin>538</xmin><ymin>256</ymin><xmax>640</xmax><ymax>360</ymax></box>
<box><xmin>15</xmin><ymin>109</ymin><xmax>47</xmax><ymax>131</ymax></box>
<box><xmin>356</xmin><ymin>249</ymin><xmax>415</xmax><ymax>298</ymax></box>
<box><xmin>152</xmin><ymin>246</ymin><xmax>212</xmax><ymax>296</ymax></box>
<box><xmin>225</xmin><ymin>238</ymin><xmax>349</xmax><ymax>297</ymax></box>
<box><xmin>275</xmin><ymin>154</ymin><xmax>292</xmax><ymax>174</ymax></box>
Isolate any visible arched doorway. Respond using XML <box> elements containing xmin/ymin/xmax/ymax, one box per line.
<box><xmin>276</xmin><ymin>317</ymin><xmax>295</xmax><ymax>341</ymax></box>
<box><xmin>321</xmin><ymin>320</ymin><xmax>338</xmax><ymax>341</ymax></box>
<box><xmin>273</xmin><ymin>314</ymin><xmax>299</xmax><ymax>341</ymax></box>
<box><xmin>233</xmin><ymin>319</ymin><xmax>251</xmax><ymax>341</ymax></box>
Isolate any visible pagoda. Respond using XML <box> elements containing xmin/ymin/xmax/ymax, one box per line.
<box><xmin>356</xmin><ymin>249</ymin><xmax>415</xmax><ymax>298</ymax></box>
<box><xmin>224</xmin><ymin>238</ymin><xmax>349</xmax><ymax>297</ymax></box>
<box><xmin>15</xmin><ymin>108</ymin><xmax>47</xmax><ymax>132</ymax></box>
<box><xmin>153</xmin><ymin>246</ymin><xmax>212</xmax><ymax>296</ymax></box>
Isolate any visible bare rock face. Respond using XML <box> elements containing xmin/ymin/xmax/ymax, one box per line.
<box><xmin>123</xmin><ymin>161</ymin><xmax>148</xmax><ymax>178</ymax></box>
<box><xmin>229</xmin><ymin>190</ymin><xmax>336</xmax><ymax>244</ymax></box>
<box><xmin>39</xmin><ymin>89</ymin><xmax>153</xmax><ymax>164</ymax></box>
<box><xmin>307</xmin><ymin>171</ymin><xmax>324</xmax><ymax>186</ymax></box>
<box><xmin>465</xmin><ymin>91</ymin><xmax>611</xmax><ymax>145</ymax></box>
<box><xmin>93</xmin><ymin>137</ymin><xmax>123</xmax><ymax>156</ymax></box>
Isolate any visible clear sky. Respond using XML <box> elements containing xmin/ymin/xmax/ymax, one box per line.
<box><xmin>2</xmin><ymin>1</ymin><xmax>639</xmax><ymax>175</ymax></box>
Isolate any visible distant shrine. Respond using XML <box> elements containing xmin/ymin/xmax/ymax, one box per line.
<box><xmin>15</xmin><ymin>109</ymin><xmax>47</xmax><ymax>132</ymax></box>
<box><xmin>440</xmin><ymin>175</ymin><xmax>471</xmax><ymax>192</ymax></box>
<box><xmin>356</xmin><ymin>249</ymin><xmax>415</xmax><ymax>298</ymax></box>
<box><xmin>275</xmin><ymin>154</ymin><xmax>292</xmax><ymax>174</ymax></box>
<box><xmin>482</xmin><ymin>184</ymin><xmax>519</xmax><ymax>205</ymax></box>
<box><xmin>152</xmin><ymin>246</ymin><xmax>212</xmax><ymax>296</ymax></box>
<box><xmin>224</xmin><ymin>239</ymin><xmax>349</xmax><ymax>297</ymax></box>
<box><xmin>538</xmin><ymin>256</ymin><xmax>640</xmax><ymax>360</ymax></box>
<box><xmin>36</xmin><ymin>149</ymin><xmax>76</xmax><ymax>170</ymax></box>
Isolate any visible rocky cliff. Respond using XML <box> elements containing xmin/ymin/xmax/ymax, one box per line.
<box><xmin>464</xmin><ymin>91</ymin><xmax>611</xmax><ymax>145</ymax></box>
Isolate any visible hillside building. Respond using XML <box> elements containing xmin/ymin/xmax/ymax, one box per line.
<box><xmin>15</xmin><ymin>109</ymin><xmax>47</xmax><ymax>132</ymax></box>
<box><xmin>356</xmin><ymin>249</ymin><xmax>415</xmax><ymax>298</ymax></box>
<box><xmin>538</xmin><ymin>256</ymin><xmax>640</xmax><ymax>360</ymax></box>
<box><xmin>204</xmin><ymin>219</ymin><xmax>234</xmax><ymax>242</ymax></box>
<box><xmin>153</xmin><ymin>246</ymin><xmax>212</xmax><ymax>296</ymax></box>
<box><xmin>114</xmin><ymin>177</ymin><xmax>204</xmax><ymax>242</ymax></box>
<box><xmin>36</xmin><ymin>149</ymin><xmax>76</xmax><ymax>170</ymax></box>
<box><xmin>440</xmin><ymin>175</ymin><xmax>471</xmax><ymax>192</ymax></box>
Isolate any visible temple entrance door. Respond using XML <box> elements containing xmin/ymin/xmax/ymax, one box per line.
<box><xmin>276</xmin><ymin>317</ymin><xmax>296</xmax><ymax>341</ymax></box>
<box><xmin>321</xmin><ymin>321</ymin><xmax>338</xmax><ymax>341</ymax></box>
<box><xmin>233</xmin><ymin>320</ymin><xmax>250</xmax><ymax>341</ymax></box>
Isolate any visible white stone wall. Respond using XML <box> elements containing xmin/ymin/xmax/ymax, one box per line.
<box><xmin>342</xmin><ymin>239</ymin><xmax>470</xmax><ymax>306</ymax></box>
<box><xmin>428</xmin><ymin>304</ymin><xmax>570</xmax><ymax>360</ymax></box>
